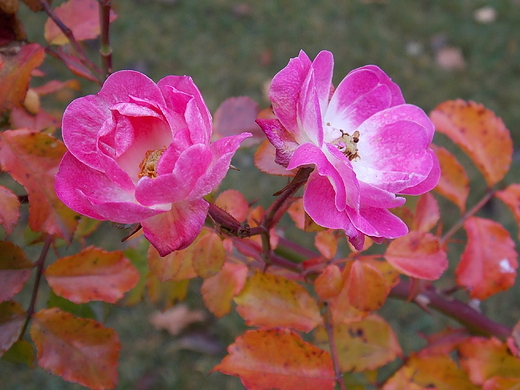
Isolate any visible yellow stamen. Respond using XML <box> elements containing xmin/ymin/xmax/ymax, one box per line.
<box><xmin>138</xmin><ymin>147</ymin><xmax>166</xmax><ymax>179</ymax></box>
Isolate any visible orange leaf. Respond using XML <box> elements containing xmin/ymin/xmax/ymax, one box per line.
<box><xmin>0</xmin><ymin>185</ymin><xmax>20</xmax><ymax>235</ymax></box>
<box><xmin>44</xmin><ymin>0</ymin><xmax>117</xmax><ymax>45</ymax></box>
<box><xmin>314</xmin><ymin>314</ymin><xmax>402</xmax><ymax>372</ymax></box>
<box><xmin>431</xmin><ymin>144</ymin><xmax>469</xmax><ymax>212</ymax></box>
<box><xmin>212</xmin><ymin>329</ymin><xmax>335</xmax><ymax>390</ymax></box>
<box><xmin>192</xmin><ymin>232</ymin><xmax>226</xmax><ymax>278</ymax></box>
<box><xmin>456</xmin><ymin>217</ymin><xmax>518</xmax><ymax>300</ymax></box>
<box><xmin>483</xmin><ymin>376</ymin><xmax>520</xmax><ymax>390</ymax></box>
<box><xmin>0</xmin><ymin>300</ymin><xmax>26</xmax><ymax>355</ymax></box>
<box><xmin>215</xmin><ymin>189</ymin><xmax>249</xmax><ymax>222</ymax></box>
<box><xmin>347</xmin><ymin>260</ymin><xmax>389</xmax><ymax>312</ymax></box>
<box><xmin>30</xmin><ymin>308</ymin><xmax>119</xmax><ymax>390</ymax></box>
<box><xmin>314</xmin><ymin>264</ymin><xmax>343</xmax><ymax>301</ymax></box>
<box><xmin>146</xmin><ymin>274</ymin><xmax>189</xmax><ymax>311</ymax></box>
<box><xmin>234</xmin><ymin>272</ymin><xmax>322</xmax><ymax>332</ymax></box>
<box><xmin>413</xmin><ymin>192</ymin><xmax>440</xmax><ymax>232</ymax></box>
<box><xmin>0</xmin><ymin>43</ymin><xmax>45</xmax><ymax>111</ymax></box>
<box><xmin>148</xmin><ymin>244</ymin><xmax>197</xmax><ymax>282</ymax></box>
<box><xmin>458</xmin><ymin>337</ymin><xmax>520</xmax><ymax>385</ymax></box>
<box><xmin>0</xmin><ymin>241</ymin><xmax>33</xmax><ymax>302</ymax></box>
<box><xmin>384</xmin><ymin>231</ymin><xmax>448</xmax><ymax>280</ymax></box>
<box><xmin>314</xmin><ymin>230</ymin><xmax>337</xmax><ymax>259</ymax></box>
<box><xmin>383</xmin><ymin>353</ymin><xmax>478</xmax><ymax>390</ymax></box>
<box><xmin>496</xmin><ymin>184</ymin><xmax>520</xmax><ymax>242</ymax></box>
<box><xmin>45</xmin><ymin>246</ymin><xmax>139</xmax><ymax>304</ymax></box>
<box><xmin>201</xmin><ymin>262</ymin><xmax>248</xmax><ymax>318</ymax></box>
<box><xmin>0</xmin><ymin>129</ymin><xmax>79</xmax><ymax>240</ymax></box>
<box><xmin>213</xmin><ymin>96</ymin><xmax>263</xmax><ymax>146</ymax></box>
<box><xmin>358</xmin><ymin>257</ymin><xmax>400</xmax><ymax>291</ymax></box>
<box><xmin>430</xmin><ymin>100</ymin><xmax>512</xmax><ymax>187</ymax></box>
<box><xmin>254</xmin><ymin>139</ymin><xmax>294</xmax><ymax>176</ymax></box>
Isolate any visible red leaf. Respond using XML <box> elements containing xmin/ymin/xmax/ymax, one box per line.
<box><xmin>215</xmin><ymin>189</ymin><xmax>249</xmax><ymax>222</ymax></box>
<box><xmin>0</xmin><ymin>185</ymin><xmax>20</xmax><ymax>234</ymax></box>
<box><xmin>0</xmin><ymin>43</ymin><xmax>45</xmax><ymax>112</ymax></box>
<box><xmin>201</xmin><ymin>262</ymin><xmax>248</xmax><ymax>318</ymax></box>
<box><xmin>0</xmin><ymin>300</ymin><xmax>26</xmax><ymax>355</ymax></box>
<box><xmin>30</xmin><ymin>308</ymin><xmax>120</xmax><ymax>390</ymax></box>
<box><xmin>496</xmin><ymin>184</ymin><xmax>520</xmax><ymax>242</ymax></box>
<box><xmin>458</xmin><ymin>337</ymin><xmax>520</xmax><ymax>385</ymax></box>
<box><xmin>314</xmin><ymin>314</ymin><xmax>402</xmax><ymax>372</ymax></box>
<box><xmin>9</xmin><ymin>106</ymin><xmax>60</xmax><ymax>132</ymax></box>
<box><xmin>0</xmin><ymin>241</ymin><xmax>33</xmax><ymax>302</ymax></box>
<box><xmin>431</xmin><ymin>144</ymin><xmax>470</xmax><ymax>212</ymax></box>
<box><xmin>456</xmin><ymin>217</ymin><xmax>518</xmax><ymax>300</ymax></box>
<box><xmin>53</xmin><ymin>47</ymin><xmax>99</xmax><ymax>82</ymax></box>
<box><xmin>32</xmin><ymin>79</ymin><xmax>81</xmax><ymax>96</ymax></box>
<box><xmin>212</xmin><ymin>329</ymin><xmax>335</xmax><ymax>390</ymax></box>
<box><xmin>44</xmin><ymin>0</ymin><xmax>117</xmax><ymax>45</ymax></box>
<box><xmin>148</xmin><ymin>244</ymin><xmax>197</xmax><ymax>282</ymax></box>
<box><xmin>413</xmin><ymin>192</ymin><xmax>440</xmax><ymax>233</ymax></box>
<box><xmin>45</xmin><ymin>246</ymin><xmax>139</xmax><ymax>304</ymax></box>
<box><xmin>430</xmin><ymin>100</ymin><xmax>512</xmax><ymax>187</ymax></box>
<box><xmin>213</xmin><ymin>96</ymin><xmax>263</xmax><ymax>146</ymax></box>
<box><xmin>385</xmin><ymin>232</ymin><xmax>448</xmax><ymax>280</ymax></box>
<box><xmin>192</xmin><ymin>232</ymin><xmax>226</xmax><ymax>278</ymax></box>
<box><xmin>0</xmin><ymin>129</ymin><xmax>79</xmax><ymax>240</ymax></box>
<box><xmin>234</xmin><ymin>272</ymin><xmax>322</xmax><ymax>332</ymax></box>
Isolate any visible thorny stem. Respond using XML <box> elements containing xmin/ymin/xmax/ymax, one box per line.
<box><xmin>324</xmin><ymin>304</ymin><xmax>347</xmax><ymax>390</ymax></box>
<box><xmin>19</xmin><ymin>235</ymin><xmax>53</xmax><ymax>339</ymax></box>
<box><xmin>389</xmin><ymin>280</ymin><xmax>511</xmax><ymax>340</ymax></box>
<box><xmin>38</xmin><ymin>0</ymin><xmax>103</xmax><ymax>83</ymax></box>
<box><xmin>439</xmin><ymin>188</ymin><xmax>496</xmax><ymax>246</ymax></box>
<box><xmin>98</xmin><ymin>0</ymin><xmax>113</xmax><ymax>77</ymax></box>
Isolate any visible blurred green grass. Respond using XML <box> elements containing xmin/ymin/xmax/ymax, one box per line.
<box><xmin>4</xmin><ymin>0</ymin><xmax>520</xmax><ymax>389</ymax></box>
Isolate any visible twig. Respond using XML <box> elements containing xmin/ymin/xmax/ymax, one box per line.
<box><xmin>439</xmin><ymin>188</ymin><xmax>496</xmax><ymax>246</ymax></box>
<box><xmin>389</xmin><ymin>280</ymin><xmax>511</xmax><ymax>340</ymax></box>
<box><xmin>18</xmin><ymin>235</ymin><xmax>53</xmax><ymax>339</ymax></box>
<box><xmin>324</xmin><ymin>303</ymin><xmax>347</xmax><ymax>390</ymax></box>
<box><xmin>98</xmin><ymin>0</ymin><xmax>113</xmax><ymax>77</ymax></box>
<box><xmin>38</xmin><ymin>0</ymin><xmax>103</xmax><ymax>81</ymax></box>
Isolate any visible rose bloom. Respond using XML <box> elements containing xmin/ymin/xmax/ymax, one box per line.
<box><xmin>257</xmin><ymin>50</ymin><xmax>440</xmax><ymax>249</ymax></box>
<box><xmin>56</xmin><ymin>70</ymin><xmax>251</xmax><ymax>256</ymax></box>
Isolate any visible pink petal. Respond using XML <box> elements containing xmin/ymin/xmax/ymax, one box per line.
<box><xmin>270</xmin><ymin>50</ymin><xmax>312</xmax><ymax>133</ymax></box>
<box><xmin>310</xmin><ymin>51</ymin><xmax>334</xmax><ymax>115</ymax></box>
<box><xmin>358</xmin><ymin>181</ymin><xmax>407</xmax><ymax>209</ymax></box>
<box><xmin>255</xmin><ymin>118</ymin><xmax>299</xmax><ymax>167</ymax></box>
<box><xmin>134</xmin><ymin>144</ymin><xmax>212</xmax><ymax>206</ymax></box>
<box><xmin>303</xmin><ymin>174</ymin><xmax>360</xmax><ymax>239</ymax></box>
<box><xmin>142</xmin><ymin>198</ymin><xmax>209</xmax><ymax>256</ymax></box>
<box><xmin>158</xmin><ymin>75</ymin><xmax>212</xmax><ymax>144</ymax></box>
<box><xmin>325</xmin><ymin>66</ymin><xmax>404</xmax><ymax>131</ymax></box>
<box><xmin>297</xmin><ymin>69</ymin><xmax>324</xmax><ymax>146</ymax></box>
<box><xmin>346</xmin><ymin>205</ymin><xmax>408</xmax><ymax>239</ymax></box>
<box><xmin>98</xmin><ymin>70</ymin><xmax>166</xmax><ymax>106</ymax></box>
<box><xmin>191</xmin><ymin>133</ymin><xmax>252</xmax><ymax>198</ymax></box>
<box><xmin>400</xmin><ymin>149</ymin><xmax>441</xmax><ymax>195</ymax></box>
<box><xmin>55</xmin><ymin>152</ymin><xmax>165</xmax><ymax>223</ymax></box>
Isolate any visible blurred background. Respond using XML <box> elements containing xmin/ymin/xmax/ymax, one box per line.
<box><xmin>4</xmin><ymin>0</ymin><xmax>520</xmax><ymax>388</ymax></box>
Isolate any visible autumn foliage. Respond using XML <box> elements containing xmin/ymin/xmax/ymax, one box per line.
<box><xmin>1</xmin><ymin>1</ymin><xmax>520</xmax><ymax>389</ymax></box>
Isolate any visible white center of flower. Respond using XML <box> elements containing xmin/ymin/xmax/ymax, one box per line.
<box><xmin>138</xmin><ymin>147</ymin><xmax>166</xmax><ymax>179</ymax></box>
<box><xmin>327</xmin><ymin>123</ymin><xmax>360</xmax><ymax>161</ymax></box>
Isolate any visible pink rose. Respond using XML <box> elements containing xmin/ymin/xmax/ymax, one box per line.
<box><xmin>257</xmin><ymin>50</ymin><xmax>440</xmax><ymax>249</ymax></box>
<box><xmin>56</xmin><ymin>70</ymin><xmax>251</xmax><ymax>256</ymax></box>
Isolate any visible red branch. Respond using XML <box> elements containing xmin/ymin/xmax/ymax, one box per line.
<box><xmin>389</xmin><ymin>280</ymin><xmax>511</xmax><ymax>340</ymax></box>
